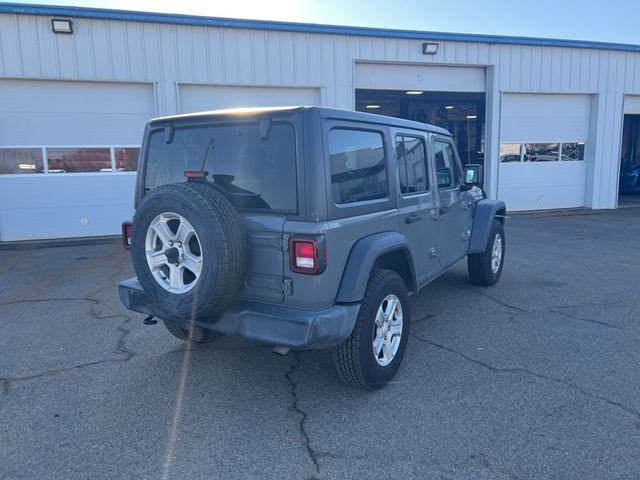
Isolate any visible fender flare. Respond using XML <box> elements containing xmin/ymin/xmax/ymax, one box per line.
<box><xmin>468</xmin><ymin>199</ymin><xmax>507</xmax><ymax>254</ymax></box>
<box><xmin>336</xmin><ymin>231</ymin><xmax>417</xmax><ymax>304</ymax></box>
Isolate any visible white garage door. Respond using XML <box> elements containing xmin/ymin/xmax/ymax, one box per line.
<box><xmin>0</xmin><ymin>79</ymin><xmax>154</xmax><ymax>145</ymax></box>
<box><xmin>355</xmin><ymin>63</ymin><xmax>486</xmax><ymax>92</ymax></box>
<box><xmin>0</xmin><ymin>79</ymin><xmax>155</xmax><ymax>241</ymax></box>
<box><xmin>498</xmin><ymin>93</ymin><xmax>591</xmax><ymax>211</ymax></box>
<box><xmin>178</xmin><ymin>84</ymin><xmax>320</xmax><ymax>113</ymax></box>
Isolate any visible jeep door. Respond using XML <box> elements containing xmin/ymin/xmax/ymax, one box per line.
<box><xmin>394</xmin><ymin>130</ymin><xmax>439</xmax><ymax>282</ymax></box>
<box><xmin>431</xmin><ymin>136</ymin><xmax>472</xmax><ymax>267</ymax></box>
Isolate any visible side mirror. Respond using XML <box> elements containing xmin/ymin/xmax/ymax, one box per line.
<box><xmin>461</xmin><ymin>164</ymin><xmax>483</xmax><ymax>191</ymax></box>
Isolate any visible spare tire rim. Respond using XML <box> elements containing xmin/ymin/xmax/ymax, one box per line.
<box><xmin>372</xmin><ymin>294</ymin><xmax>403</xmax><ymax>367</ymax></box>
<box><xmin>145</xmin><ymin>212</ymin><xmax>203</xmax><ymax>293</ymax></box>
<box><xmin>491</xmin><ymin>233</ymin><xmax>503</xmax><ymax>274</ymax></box>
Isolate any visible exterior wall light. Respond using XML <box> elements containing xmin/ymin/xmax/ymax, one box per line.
<box><xmin>51</xmin><ymin>18</ymin><xmax>73</xmax><ymax>34</ymax></box>
<box><xmin>422</xmin><ymin>42</ymin><xmax>438</xmax><ymax>55</ymax></box>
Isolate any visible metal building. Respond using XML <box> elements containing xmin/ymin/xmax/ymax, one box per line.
<box><xmin>1</xmin><ymin>3</ymin><xmax>639</xmax><ymax>241</ymax></box>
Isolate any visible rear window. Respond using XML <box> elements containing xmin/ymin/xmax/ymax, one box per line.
<box><xmin>144</xmin><ymin>122</ymin><xmax>297</xmax><ymax>213</ymax></box>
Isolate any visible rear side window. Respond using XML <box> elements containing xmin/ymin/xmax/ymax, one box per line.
<box><xmin>144</xmin><ymin>122</ymin><xmax>297</xmax><ymax>213</ymax></box>
<box><xmin>329</xmin><ymin>129</ymin><xmax>387</xmax><ymax>204</ymax></box>
<box><xmin>396</xmin><ymin>135</ymin><xmax>429</xmax><ymax>195</ymax></box>
<box><xmin>434</xmin><ymin>140</ymin><xmax>460</xmax><ymax>189</ymax></box>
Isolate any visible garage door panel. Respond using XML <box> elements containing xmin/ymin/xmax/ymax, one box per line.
<box><xmin>501</xmin><ymin>93</ymin><xmax>590</xmax><ymax>143</ymax></box>
<box><xmin>355</xmin><ymin>63</ymin><xmax>486</xmax><ymax>92</ymax></box>
<box><xmin>624</xmin><ymin>95</ymin><xmax>640</xmax><ymax>114</ymax></box>
<box><xmin>0</xmin><ymin>174</ymin><xmax>136</xmax><ymax>241</ymax></box>
<box><xmin>178</xmin><ymin>85</ymin><xmax>320</xmax><ymax>113</ymax></box>
<box><xmin>2</xmin><ymin>112</ymin><xmax>151</xmax><ymax>145</ymax></box>
<box><xmin>0</xmin><ymin>80</ymin><xmax>155</xmax><ymax>145</ymax></box>
<box><xmin>498</xmin><ymin>163</ymin><xmax>586</xmax><ymax>211</ymax></box>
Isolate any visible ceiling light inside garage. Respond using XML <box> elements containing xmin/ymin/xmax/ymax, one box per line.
<box><xmin>445</xmin><ymin>105</ymin><xmax>454</xmax><ymax>109</ymax></box>
<box><xmin>406</xmin><ymin>91</ymin><xmax>423</xmax><ymax>95</ymax></box>
<box><xmin>466</xmin><ymin>115</ymin><xmax>478</xmax><ymax>119</ymax></box>
<box><xmin>366</xmin><ymin>105</ymin><xmax>381</xmax><ymax>109</ymax></box>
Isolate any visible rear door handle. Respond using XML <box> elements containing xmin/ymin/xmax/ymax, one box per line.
<box><xmin>405</xmin><ymin>213</ymin><xmax>422</xmax><ymax>224</ymax></box>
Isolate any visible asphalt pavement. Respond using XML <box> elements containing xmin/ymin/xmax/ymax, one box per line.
<box><xmin>1</xmin><ymin>207</ymin><xmax>639</xmax><ymax>480</ymax></box>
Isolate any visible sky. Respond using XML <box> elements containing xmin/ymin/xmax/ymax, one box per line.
<box><xmin>5</xmin><ymin>0</ymin><xmax>640</xmax><ymax>45</ymax></box>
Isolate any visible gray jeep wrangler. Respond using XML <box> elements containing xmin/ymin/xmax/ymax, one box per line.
<box><xmin>119</xmin><ymin>106</ymin><xmax>506</xmax><ymax>389</ymax></box>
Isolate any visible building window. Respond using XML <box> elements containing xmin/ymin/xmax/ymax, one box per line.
<box><xmin>561</xmin><ymin>142</ymin><xmax>585</xmax><ymax>161</ymax></box>
<box><xmin>396</xmin><ymin>135</ymin><xmax>429</xmax><ymax>195</ymax></box>
<box><xmin>329</xmin><ymin>129</ymin><xmax>387</xmax><ymax>204</ymax></box>
<box><xmin>0</xmin><ymin>148</ymin><xmax>44</xmax><ymax>174</ymax></box>
<box><xmin>500</xmin><ymin>142</ymin><xmax>586</xmax><ymax>162</ymax></box>
<box><xmin>115</xmin><ymin>147</ymin><xmax>140</xmax><ymax>172</ymax></box>
<box><xmin>46</xmin><ymin>148</ymin><xmax>112</xmax><ymax>173</ymax></box>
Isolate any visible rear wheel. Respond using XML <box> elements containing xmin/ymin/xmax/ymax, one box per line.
<box><xmin>162</xmin><ymin>319</ymin><xmax>221</xmax><ymax>344</ymax></box>
<box><xmin>333</xmin><ymin>269</ymin><xmax>410</xmax><ymax>390</ymax></box>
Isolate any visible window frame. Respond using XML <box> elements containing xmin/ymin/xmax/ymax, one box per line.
<box><xmin>0</xmin><ymin>145</ymin><xmax>140</xmax><ymax>176</ymax></box>
<box><xmin>499</xmin><ymin>141</ymin><xmax>587</xmax><ymax>163</ymax></box>
<box><xmin>395</xmin><ymin>133</ymin><xmax>430</xmax><ymax>198</ymax></box>
<box><xmin>327</xmin><ymin>126</ymin><xmax>390</xmax><ymax>206</ymax></box>
<box><xmin>432</xmin><ymin>136</ymin><xmax>462</xmax><ymax>191</ymax></box>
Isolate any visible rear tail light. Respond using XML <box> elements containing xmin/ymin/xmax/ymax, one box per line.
<box><xmin>289</xmin><ymin>235</ymin><xmax>327</xmax><ymax>275</ymax></box>
<box><xmin>122</xmin><ymin>221</ymin><xmax>133</xmax><ymax>250</ymax></box>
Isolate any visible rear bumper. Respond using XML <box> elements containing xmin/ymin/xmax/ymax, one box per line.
<box><xmin>118</xmin><ymin>277</ymin><xmax>359</xmax><ymax>350</ymax></box>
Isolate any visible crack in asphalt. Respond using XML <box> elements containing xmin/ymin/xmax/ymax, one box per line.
<box><xmin>0</xmin><ymin>297</ymin><xmax>100</xmax><ymax>307</ymax></box>
<box><xmin>412</xmin><ymin>334</ymin><xmax>640</xmax><ymax>421</ymax></box>
<box><xmin>410</xmin><ymin>313</ymin><xmax>439</xmax><ymax>325</ymax></box>
<box><xmin>550</xmin><ymin>308</ymin><xmax>622</xmax><ymax>330</ymax></box>
<box><xmin>0</xmin><ymin>336</ymin><xmax>269</xmax><ymax>390</ymax></box>
<box><xmin>0</xmin><ymin>358</ymin><xmax>126</xmax><ymax>388</ymax></box>
<box><xmin>453</xmin><ymin>286</ymin><xmax>527</xmax><ymax>313</ymax></box>
<box><xmin>284</xmin><ymin>354</ymin><xmax>320</xmax><ymax>476</ymax></box>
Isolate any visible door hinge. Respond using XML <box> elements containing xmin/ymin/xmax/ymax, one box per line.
<box><xmin>429</xmin><ymin>246</ymin><xmax>438</xmax><ymax>258</ymax></box>
<box><xmin>281</xmin><ymin>277</ymin><xmax>293</xmax><ymax>295</ymax></box>
<box><xmin>460</xmin><ymin>230</ymin><xmax>471</xmax><ymax>242</ymax></box>
<box><xmin>280</xmin><ymin>234</ymin><xmax>291</xmax><ymax>252</ymax></box>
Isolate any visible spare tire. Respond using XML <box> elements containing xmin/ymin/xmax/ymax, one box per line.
<box><xmin>131</xmin><ymin>181</ymin><xmax>246</xmax><ymax>321</ymax></box>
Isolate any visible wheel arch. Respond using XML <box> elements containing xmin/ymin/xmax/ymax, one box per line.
<box><xmin>468</xmin><ymin>199</ymin><xmax>507</xmax><ymax>254</ymax></box>
<box><xmin>336</xmin><ymin>232</ymin><xmax>417</xmax><ymax>304</ymax></box>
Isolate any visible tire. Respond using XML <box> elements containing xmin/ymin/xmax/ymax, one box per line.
<box><xmin>468</xmin><ymin>219</ymin><xmax>505</xmax><ymax>286</ymax></box>
<box><xmin>333</xmin><ymin>269</ymin><xmax>410</xmax><ymax>390</ymax></box>
<box><xmin>131</xmin><ymin>181</ymin><xmax>246</xmax><ymax>321</ymax></box>
<box><xmin>162</xmin><ymin>319</ymin><xmax>221</xmax><ymax>344</ymax></box>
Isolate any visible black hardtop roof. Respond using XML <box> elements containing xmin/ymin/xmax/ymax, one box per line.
<box><xmin>149</xmin><ymin>106</ymin><xmax>451</xmax><ymax>136</ymax></box>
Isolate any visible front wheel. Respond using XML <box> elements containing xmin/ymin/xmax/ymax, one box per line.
<box><xmin>333</xmin><ymin>269</ymin><xmax>410</xmax><ymax>390</ymax></box>
<box><xmin>468</xmin><ymin>219</ymin><xmax>505</xmax><ymax>286</ymax></box>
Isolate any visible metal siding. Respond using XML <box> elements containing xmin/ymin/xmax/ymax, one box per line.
<box><xmin>177</xmin><ymin>84</ymin><xmax>320</xmax><ymax>113</ymax></box>
<box><xmin>0</xmin><ymin>10</ymin><xmax>639</xmax><ymax>224</ymax></box>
